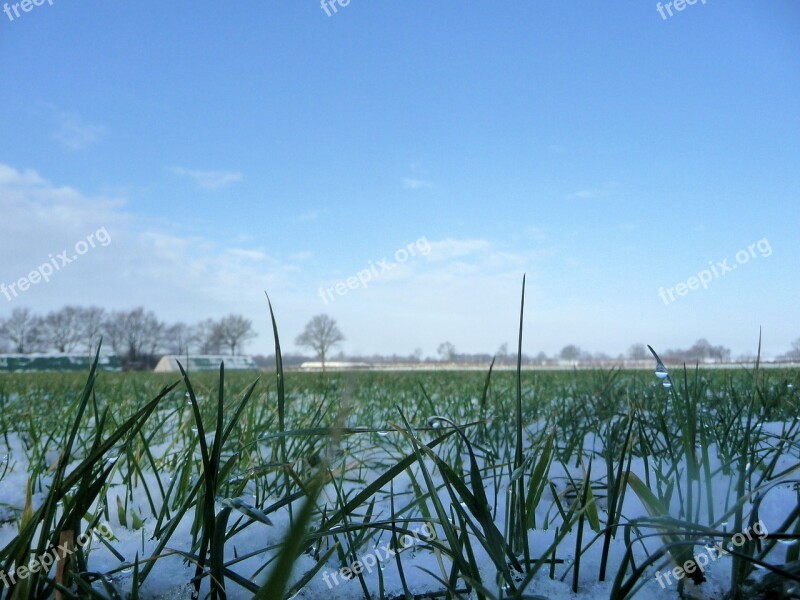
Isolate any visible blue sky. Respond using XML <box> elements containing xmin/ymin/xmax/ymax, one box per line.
<box><xmin>1</xmin><ymin>0</ymin><xmax>798</xmax><ymax>358</ymax></box>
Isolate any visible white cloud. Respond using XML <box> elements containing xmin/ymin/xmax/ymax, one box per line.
<box><xmin>425</xmin><ymin>238</ymin><xmax>492</xmax><ymax>261</ymax></box>
<box><xmin>565</xmin><ymin>181</ymin><xmax>618</xmax><ymax>200</ymax></box>
<box><xmin>53</xmin><ymin>113</ymin><xmax>106</xmax><ymax>150</ymax></box>
<box><xmin>298</xmin><ymin>210</ymin><xmax>323</xmax><ymax>222</ymax></box>
<box><xmin>225</xmin><ymin>248</ymin><xmax>272</xmax><ymax>262</ymax></box>
<box><xmin>402</xmin><ymin>178</ymin><xmax>431</xmax><ymax>190</ymax></box>
<box><xmin>0</xmin><ymin>165</ymin><xmax>47</xmax><ymax>186</ymax></box>
<box><xmin>0</xmin><ymin>164</ymin><xmax>299</xmax><ymax>351</ymax></box>
<box><xmin>170</xmin><ymin>167</ymin><xmax>243</xmax><ymax>189</ymax></box>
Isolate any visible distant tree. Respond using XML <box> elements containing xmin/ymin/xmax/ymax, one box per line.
<box><xmin>76</xmin><ymin>306</ymin><xmax>106</xmax><ymax>353</ymax></box>
<box><xmin>193</xmin><ymin>319</ymin><xmax>223</xmax><ymax>354</ymax></box>
<box><xmin>164</xmin><ymin>322</ymin><xmax>193</xmax><ymax>355</ymax></box>
<box><xmin>102</xmin><ymin>315</ymin><xmax>125</xmax><ymax>357</ymax></box>
<box><xmin>662</xmin><ymin>339</ymin><xmax>731</xmax><ymax>364</ymax></box>
<box><xmin>687</xmin><ymin>338</ymin><xmax>713</xmax><ymax>362</ymax></box>
<box><xmin>628</xmin><ymin>343</ymin><xmax>648</xmax><ymax>361</ymax></box>
<box><xmin>535</xmin><ymin>351</ymin><xmax>548</xmax><ymax>364</ymax></box>
<box><xmin>42</xmin><ymin>306</ymin><xmax>82</xmax><ymax>353</ymax></box>
<box><xmin>496</xmin><ymin>343</ymin><xmax>509</xmax><ymax>363</ymax></box>
<box><xmin>560</xmin><ymin>344</ymin><xmax>581</xmax><ymax>362</ymax></box>
<box><xmin>216</xmin><ymin>314</ymin><xmax>257</xmax><ymax>355</ymax></box>
<box><xmin>295</xmin><ymin>314</ymin><xmax>345</xmax><ymax>370</ymax></box>
<box><xmin>412</xmin><ymin>348</ymin><xmax>424</xmax><ymax>363</ymax></box>
<box><xmin>437</xmin><ymin>342</ymin><xmax>457</xmax><ymax>362</ymax></box>
<box><xmin>791</xmin><ymin>338</ymin><xmax>800</xmax><ymax>359</ymax></box>
<box><xmin>142</xmin><ymin>314</ymin><xmax>166</xmax><ymax>359</ymax></box>
<box><xmin>105</xmin><ymin>308</ymin><xmax>163</xmax><ymax>368</ymax></box>
<box><xmin>0</xmin><ymin>308</ymin><xmax>45</xmax><ymax>353</ymax></box>
<box><xmin>710</xmin><ymin>344</ymin><xmax>731</xmax><ymax>363</ymax></box>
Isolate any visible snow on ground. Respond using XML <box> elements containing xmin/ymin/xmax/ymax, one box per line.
<box><xmin>0</xmin><ymin>419</ymin><xmax>797</xmax><ymax>598</ymax></box>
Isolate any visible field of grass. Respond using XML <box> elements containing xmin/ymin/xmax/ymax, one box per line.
<box><xmin>1</xmin><ymin>331</ymin><xmax>799</xmax><ymax>599</ymax></box>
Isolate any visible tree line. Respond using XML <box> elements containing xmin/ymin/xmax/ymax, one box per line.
<box><xmin>0</xmin><ymin>306</ymin><xmax>257</xmax><ymax>369</ymax></box>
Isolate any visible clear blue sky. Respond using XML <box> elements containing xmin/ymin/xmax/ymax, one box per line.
<box><xmin>1</xmin><ymin>0</ymin><xmax>798</xmax><ymax>358</ymax></box>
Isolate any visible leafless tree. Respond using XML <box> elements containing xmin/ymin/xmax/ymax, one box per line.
<box><xmin>215</xmin><ymin>314</ymin><xmax>257</xmax><ymax>355</ymax></box>
<box><xmin>0</xmin><ymin>308</ymin><xmax>45</xmax><ymax>353</ymax></box>
<box><xmin>628</xmin><ymin>343</ymin><xmax>648</xmax><ymax>361</ymax></box>
<box><xmin>295</xmin><ymin>314</ymin><xmax>344</xmax><ymax>369</ymax></box>
<box><xmin>102</xmin><ymin>315</ymin><xmax>125</xmax><ymax>357</ymax></box>
<box><xmin>164</xmin><ymin>322</ymin><xmax>193</xmax><ymax>355</ymax></box>
<box><xmin>42</xmin><ymin>306</ymin><xmax>82</xmax><ymax>353</ymax></box>
<box><xmin>560</xmin><ymin>344</ymin><xmax>581</xmax><ymax>362</ymax></box>
<box><xmin>76</xmin><ymin>306</ymin><xmax>106</xmax><ymax>353</ymax></box>
<box><xmin>104</xmin><ymin>308</ymin><xmax>163</xmax><ymax>367</ymax></box>
<box><xmin>437</xmin><ymin>341</ymin><xmax>456</xmax><ymax>362</ymax></box>
<box><xmin>192</xmin><ymin>318</ymin><xmax>223</xmax><ymax>354</ymax></box>
<box><xmin>496</xmin><ymin>343</ymin><xmax>510</xmax><ymax>363</ymax></box>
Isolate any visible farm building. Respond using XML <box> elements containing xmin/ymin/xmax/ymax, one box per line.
<box><xmin>0</xmin><ymin>354</ymin><xmax>122</xmax><ymax>373</ymax></box>
<box><xmin>299</xmin><ymin>361</ymin><xmax>373</xmax><ymax>371</ymax></box>
<box><xmin>154</xmin><ymin>355</ymin><xmax>257</xmax><ymax>373</ymax></box>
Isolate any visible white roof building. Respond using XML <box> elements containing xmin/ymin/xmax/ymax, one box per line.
<box><xmin>298</xmin><ymin>361</ymin><xmax>372</xmax><ymax>371</ymax></box>
<box><xmin>154</xmin><ymin>355</ymin><xmax>257</xmax><ymax>373</ymax></box>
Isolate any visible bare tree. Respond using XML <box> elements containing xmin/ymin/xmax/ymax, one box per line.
<box><xmin>295</xmin><ymin>314</ymin><xmax>345</xmax><ymax>369</ymax></box>
<box><xmin>628</xmin><ymin>343</ymin><xmax>648</xmax><ymax>361</ymax></box>
<box><xmin>102</xmin><ymin>314</ymin><xmax>125</xmax><ymax>357</ymax></box>
<box><xmin>193</xmin><ymin>319</ymin><xmax>223</xmax><ymax>354</ymax></box>
<box><xmin>496</xmin><ymin>343</ymin><xmax>510</xmax><ymax>363</ymax></box>
<box><xmin>106</xmin><ymin>308</ymin><xmax>163</xmax><ymax>367</ymax></box>
<box><xmin>560</xmin><ymin>344</ymin><xmax>581</xmax><ymax>362</ymax></box>
<box><xmin>688</xmin><ymin>338</ymin><xmax>714</xmax><ymax>362</ymax></box>
<box><xmin>710</xmin><ymin>344</ymin><xmax>731</xmax><ymax>363</ymax></box>
<box><xmin>0</xmin><ymin>308</ymin><xmax>45</xmax><ymax>353</ymax></box>
<box><xmin>437</xmin><ymin>342</ymin><xmax>456</xmax><ymax>362</ymax></box>
<box><xmin>142</xmin><ymin>313</ymin><xmax>165</xmax><ymax>359</ymax></box>
<box><xmin>215</xmin><ymin>314</ymin><xmax>257</xmax><ymax>355</ymax></box>
<box><xmin>42</xmin><ymin>306</ymin><xmax>82</xmax><ymax>353</ymax></box>
<box><xmin>164</xmin><ymin>322</ymin><xmax>193</xmax><ymax>355</ymax></box>
<box><xmin>76</xmin><ymin>306</ymin><xmax>106</xmax><ymax>353</ymax></box>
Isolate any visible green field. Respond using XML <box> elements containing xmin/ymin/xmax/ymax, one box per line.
<box><xmin>0</xmin><ymin>357</ymin><xmax>799</xmax><ymax>599</ymax></box>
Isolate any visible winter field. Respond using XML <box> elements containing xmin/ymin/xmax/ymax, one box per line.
<box><xmin>1</xmin><ymin>346</ymin><xmax>799</xmax><ymax>599</ymax></box>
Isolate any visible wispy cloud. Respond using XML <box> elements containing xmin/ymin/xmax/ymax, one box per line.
<box><xmin>565</xmin><ymin>181</ymin><xmax>618</xmax><ymax>200</ymax></box>
<box><xmin>0</xmin><ymin>162</ymin><xmax>299</xmax><ymax>327</ymax></box>
<box><xmin>170</xmin><ymin>167</ymin><xmax>243</xmax><ymax>189</ymax></box>
<box><xmin>525</xmin><ymin>226</ymin><xmax>548</xmax><ymax>241</ymax></box>
<box><xmin>403</xmin><ymin>177</ymin><xmax>431</xmax><ymax>190</ymax></box>
<box><xmin>53</xmin><ymin>113</ymin><xmax>106</xmax><ymax>150</ymax></box>
<box><xmin>298</xmin><ymin>209</ymin><xmax>323</xmax><ymax>222</ymax></box>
